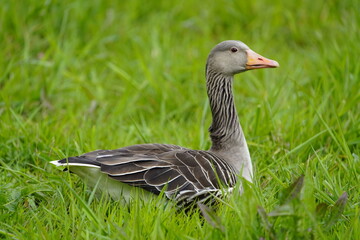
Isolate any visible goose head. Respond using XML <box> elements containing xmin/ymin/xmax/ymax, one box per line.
<box><xmin>206</xmin><ymin>40</ymin><xmax>279</xmax><ymax>76</ymax></box>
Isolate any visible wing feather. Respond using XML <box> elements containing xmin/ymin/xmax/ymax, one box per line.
<box><xmin>144</xmin><ymin>168</ymin><xmax>179</xmax><ymax>186</ymax></box>
<box><xmin>58</xmin><ymin>143</ymin><xmax>237</xmax><ymax>203</ymax></box>
<box><xmin>101</xmin><ymin>163</ymin><xmax>146</xmax><ymax>175</ymax></box>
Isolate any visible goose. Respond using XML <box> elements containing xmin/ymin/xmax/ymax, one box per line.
<box><xmin>51</xmin><ymin>40</ymin><xmax>279</xmax><ymax>207</ymax></box>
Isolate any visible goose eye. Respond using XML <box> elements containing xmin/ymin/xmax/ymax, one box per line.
<box><xmin>230</xmin><ymin>47</ymin><xmax>238</xmax><ymax>53</ymax></box>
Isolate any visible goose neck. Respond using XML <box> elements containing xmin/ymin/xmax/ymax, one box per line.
<box><xmin>206</xmin><ymin>70</ymin><xmax>243</xmax><ymax>150</ymax></box>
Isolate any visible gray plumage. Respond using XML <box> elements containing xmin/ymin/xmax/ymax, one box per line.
<box><xmin>51</xmin><ymin>40</ymin><xmax>279</xmax><ymax>206</ymax></box>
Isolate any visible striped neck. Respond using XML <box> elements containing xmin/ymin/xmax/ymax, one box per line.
<box><xmin>206</xmin><ymin>69</ymin><xmax>242</xmax><ymax>149</ymax></box>
<box><xmin>206</xmin><ymin>69</ymin><xmax>253</xmax><ymax>181</ymax></box>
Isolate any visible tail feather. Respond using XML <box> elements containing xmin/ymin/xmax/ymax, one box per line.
<box><xmin>50</xmin><ymin>156</ymin><xmax>101</xmax><ymax>168</ymax></box>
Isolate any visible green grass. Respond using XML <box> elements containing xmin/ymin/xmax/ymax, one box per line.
<box><xmin>1</xmin><ymin>0</ymin><xmax>359</xmax><ymax>239</ymax></box>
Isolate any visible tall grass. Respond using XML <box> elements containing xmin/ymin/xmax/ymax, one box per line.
<box><xmin>0</xmin><ymin>0</ymin><xmax>359</xmax><ymax>239</ymax></box>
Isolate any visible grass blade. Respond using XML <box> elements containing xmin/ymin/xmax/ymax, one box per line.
<box><xmin>325</xmin><ymin>192</ymin><xmax>348</xmax><ymax>229</ymax></box>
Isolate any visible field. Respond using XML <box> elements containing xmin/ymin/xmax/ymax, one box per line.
<box><xmin>0</xmin><ymin>0</ymin><xmax>359</xmax><ymax>239</ymax></box>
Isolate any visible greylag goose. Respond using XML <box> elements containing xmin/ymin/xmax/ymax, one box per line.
<box><xmin>51</xmin><ymin>40</ymin><xmax>279</xmax><ymax>206</ymax></box>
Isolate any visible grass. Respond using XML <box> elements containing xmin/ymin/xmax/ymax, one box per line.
<box><xmin>0</xmin><ymin>0</ymin><xmax>359</xmax><ymax>239</ymax></box>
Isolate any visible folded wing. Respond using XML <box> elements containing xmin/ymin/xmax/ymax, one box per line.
<box><xmin>58</xmin><ymin>143</ymin><xmax>237</xmax><ymax>205</ymax></box>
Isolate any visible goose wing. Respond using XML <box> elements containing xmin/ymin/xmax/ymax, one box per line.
<box><xmin>58</xmin><ymin>143</ymin><xmax>237</xmax><ymax>204</ymax></box>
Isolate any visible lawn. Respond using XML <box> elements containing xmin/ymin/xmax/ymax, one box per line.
<box><xmin>0</xmin><ymin>0</ymin><xmax>359</xmax><ymax>239</ymax></box>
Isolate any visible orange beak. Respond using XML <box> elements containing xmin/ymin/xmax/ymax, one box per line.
<box><xmin>245</xmin><ymin>49</ymin><xmax>279</xmax><ymax>70</ymax></box>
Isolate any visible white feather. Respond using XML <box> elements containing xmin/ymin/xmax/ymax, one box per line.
<box><xmin>97</xmin><ymin>154</ymin><xmax>115</xmax><ymax>158</ymax></box>
<box><xmin>51</xmin><ymin>162</ymin><xmax>152</xmax><ymax>202</ymax></box>
<box><xmin>50</xmin><ymin>160</ymin><xmax>100</xmax><ymax>168</ymax></box>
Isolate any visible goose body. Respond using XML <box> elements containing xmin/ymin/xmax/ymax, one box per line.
<box><xmin>51</xmin><ymin>40</ymin><xmax>279</xmax><ymax>206</ymax></box>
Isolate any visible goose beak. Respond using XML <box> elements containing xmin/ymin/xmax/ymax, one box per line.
<box><xmin>245</xmin><ymin>49</ymin><xmax>279</xmax><ymax>70</ymax></box>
